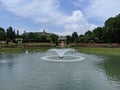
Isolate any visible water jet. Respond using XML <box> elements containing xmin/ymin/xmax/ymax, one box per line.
<box><xmin>41</xmin><ymin>48</ymin><xmax>85</xmax><ymax>62</ymax></box>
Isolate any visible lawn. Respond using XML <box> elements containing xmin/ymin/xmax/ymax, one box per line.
<box><xmin>75</xmin><ymin>47</ymin><xmax>120</xmax><ymax>56</ymax></box>
<box><xmin>0</xmin><ymin>43</ymin><xmax>120</xmax><ymax>56</ymax></box>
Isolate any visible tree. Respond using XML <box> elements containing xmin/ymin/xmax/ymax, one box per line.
<box><xmin>66</xmin><ymin>35</ymin><xmax>72</xmax><ymax>44</ymax></box>
<box><xmin>6</xmin><ymin>26</ymin><xmax>15</xmax><ymax>40</ymax></box>
<box><xmin>114</xmin><ymin>14</ymin><xmax>120</xmax><ymax>28</ymax></box>
<box><xmin>103</xmin><ymin>14</ymin><xmax>120</xmax><ymax>43</ymax></box>
<box><xmin>85</xmin><ymin>30</ymin><xmax>92</xmax><ymax>37</ymax></box>
<box><xmin>16</xmin><ymin>30</ymin><xmax>20</xmax><ymax>38</ymax></box>
<box><xmin>84</xmin><ymin>30</ymin><xmax>93</xmax><ymax>43</ymax></box>
<box><xmin>92</xmin><ymin>27</ymin><xmax>103</xmax><ymax>43</ymax></box>
<box><xmin>114</xmin><ymin>28</ymin><xmax>120</xmax><ymax>44</ymax></box>
<box><xmin>50</xmin><ymin>34</ymin><xmax>58</xmax><ymax>43</ymax></box>
<box><xmin>72</xmin><ymin>32</ymin><xmax>78</xmax><ymax>43</ymax></box>
<box><xmin>39</xmin><ymin>35</ymin><xmax>47</xmax><ymax>42</ymax></box>
<box><xmin>78</xmin><ymin>34</ymin><xmax>86</xmax><ymax>42</ymax></box>
<box><xmin>0</xmin><ymin>27</ymin><xmax>5</xmax><ymax>40</ymax></box>
<box><xmin>81</xmin><ymin>13</ymin><xmax>120</xmax><ymax>44</ymax></box>
<box><xmin>105</xmin><ymin>17</ymin><xmax>115</xmax><ymax>27</ymax></box>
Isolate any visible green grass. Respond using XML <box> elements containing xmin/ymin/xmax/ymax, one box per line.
<box><xmin>1</xmin><ymin>44</ymin><xmax>120</xmax><ymax>56</ymax></box>
<box><xmin>0</xmin><ymin>47</ymin><xmax>51</xmax><ymax>54</ymax></box>
<box><xmin>75</xmin><ymin>47</ymin><xmax>120</xmax><ymax>56</ymax></box>
<box><xmin>0</xmin><ymin>48</ymin><xmax>24</xmax><ymax>53</ymax></box>
<box><xmin>0</xmin><ymin>43</ymin><xmax>55</xmax><ymax>53</ymax></box>
<box><xmin>26</xmin><ymin>47</ymin><xmax>51</xmax><ymax>52</ymax></box>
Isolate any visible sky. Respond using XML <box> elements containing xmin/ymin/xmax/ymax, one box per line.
<box><xmin>0</xmin><ymin>0</ymin><xmax>120</xmax><ymax>35</ymax></box>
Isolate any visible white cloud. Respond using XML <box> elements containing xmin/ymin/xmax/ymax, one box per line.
<box><xmin>1</xmin><ymin>0</ymin><xmax>98</xmax><ymax>35</ymax></box>
<box><xmin>65</xmin><ymin>10</ymin><xmax>86</xmax><ymax>24</ymax></box>
<box><xmin>85</xmin><ymin>0</ymin><xmax>120</xmax><ymax>22</ymax></box>
<box><xmin>1</xmin><ymin>0</ymin><xmax>67</xmax><ymax>25</ymax></box>
<box><xmin>64</xmin><ymin>10</ymin><xmax>97</xmax><ymax>35</ymax></box>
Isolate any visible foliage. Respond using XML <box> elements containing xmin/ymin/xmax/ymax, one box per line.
<box><xmin>66</xmin><ymin>35</ymin><xmax>72</xmax><ymax>43</ymax></box>
<box><xmin>75</xmin><ymin>47</ymin><xmax>120</xmax><ymax>56</ymax></box>
<box><xmin>22</xmin><ymin>32</ymin><xmax>58</xmax><ymax>43</ymax></box>
<box><xmin>78</xmin><ymin>13</ymin><xmax>120</xmax><ymax>44</ymax></box>
<box><xmin>72</xmin><ymin>32</ymin><xmax>78</xmax><ymax>43</ymax></box>
<box><xmin>0</xmin><ymin>27</ymin><xmax>5</xmax><ymax>40</ymax></box>
<box><xmin>6</xmin><ymin>26</ymin><xmax>16</xmax><ymax>40</ymax></box>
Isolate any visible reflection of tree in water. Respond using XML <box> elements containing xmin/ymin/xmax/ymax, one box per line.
<box><xmin>101</xmin><ymin>56</ymin><xmax>120</xmax><ymax>82</ymax></box>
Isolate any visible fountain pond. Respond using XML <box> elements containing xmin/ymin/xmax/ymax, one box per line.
<box><xmin>0</xmin><ymin>48</ymin><xmax>120</xmax><ymax>90</ymax></box>
<box><xmin>41</xmin><ymin>48</ymin><xmax>85</xmax><ymax>62</ymax></box>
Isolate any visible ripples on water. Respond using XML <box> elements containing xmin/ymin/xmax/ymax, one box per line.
<box><xmin>0</xmin><ymin>52</ymin><xmax>120</xmax><ymax>90</ymax></box>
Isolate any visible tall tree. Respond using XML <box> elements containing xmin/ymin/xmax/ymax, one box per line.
<box><xmin>84</xmin><ymin>30</ymin><xmax>93</xmax><ymax>43</ymax></box>
<box><xmin>105</xmin><ymin>17</ymin><xmax>115</xmax><ymax>27</ymax></box>
<box><xmin>78</xmin><ymin>34</ymin><xmax>86</xmax><ymax>43</ymax></box>
<box><xmin>104</xmin><ymin>14</ymin><xmax>120</xmax><ymax>43</ymax></box>
<box><xmin>50</xmin><ymin>34</ymin><xmax>58</xmax><ymax>43</ymax></box>
<box><xmin>92</xmin><ymin>27</ymin><xmax>103</xmax><ymax>43</ymax></box>
<box><xmin>66</xmin><ymin>35</ymin><xmax>72</xmax><ymax>43</ymax></box>
<box><xmin>72</xmin><ymin>32</ymin><xmax>78</xmax><ymax>43</ymax></box>
<box><xmin>0</xmin><ymin>27</ymin><xmax>5</xmax><ymax>40</ymax></box>
<box><xmin>17</xmin><ymin>30</ymin><xmax>19</xmax><ymax>37</ymax></box>
<box><xmin>6</xmin><ymin>26</ymin><xmax>15</xmax><ymax>40</ymax></box>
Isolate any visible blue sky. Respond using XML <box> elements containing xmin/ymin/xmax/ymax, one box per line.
<box><xmin>0</xmin><ymin>0</ymin><xmax>120</xmax><ymax>35</ymax></box>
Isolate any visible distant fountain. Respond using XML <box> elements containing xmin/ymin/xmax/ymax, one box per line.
<box><xmin>41</xmin><ymin>48</ymin><xmax>85</xmax><ymax>62</ymax></box>
<box><xmin>25</xmin><ymin>50</ymin><xmax>28</xmax><ymax>54</ymax></box>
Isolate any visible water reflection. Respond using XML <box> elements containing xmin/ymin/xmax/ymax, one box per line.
<box><xmin>100</xmin><ymin>55</ymin><xmax>120</xmax><ymax>82</ymax></box>
<box><xmin>0</xmin><ymin>52</ymin><xmax>120</xmax><ymax>90</ymax></box>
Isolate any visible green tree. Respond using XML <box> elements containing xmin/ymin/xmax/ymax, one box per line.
<box><xmin>84</xmin><ymin>30</ymin><xmax>93</xmax><ymax>43</ymax></box>
<box><xmin>72</xmin><ymin>32</ymin><xmax>78</xmax><ymax>43</ymax></box>
<box><xmin>92</xmin><ymin>27</ymin><xmax>103</xmax><ymax>43</ymax></box>
<box><xmin>6</xmin><ymin>26</ymin><xmax>16</xmax><ymax>40</ymax></box>
<box><xmin>50</xmin><ymin>34</ymin><xmax>58</xmax><ymax>43</ymax></box>
<box><xmin>85</xmin><ymin>30</ymin><xmax>92</xmax><ymax>37</ymax></box>
<box><xmin>0</xmin><ymin>27</ymin><xmax>5</xmax><ymax>40</ymax></box>
<box><xmin>66</xmin><ymin>35</ymin><xmax>72</xmax><ymax>44</ymax></box>
<box><xmin>39</xmin><ymin>35</ymin><xmax>47</xmax><ymax>42</ymax></box>
<box><xmin>105</xmin><ymin>17</ymin><xmax>115</xmax><ymax>27</ymax></box>
<box><xmin>78</xmin><ymin>34</ymin><xmax>86</xmax><ymax>42</ymax></box>
<box><xmin>104</xmin><ymin>14</ymin><xmax>120</xmax><ymax>43</ymax></box>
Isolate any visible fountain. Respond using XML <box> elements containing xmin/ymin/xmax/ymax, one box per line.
<box><xmin>0</xmin><ymin>48</ymin><xmax>120</xmax><ymax>90</ymax></box>
<box><xmin>41</xmin><ymin>48</ymin><xmax>85</xmax><ymax>62</ymax></box>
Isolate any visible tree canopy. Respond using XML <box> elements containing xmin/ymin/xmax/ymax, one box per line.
<box><xmin>77</xmin><ymin>14</ymin><xmax>120</xmax><ymax>44</ymax></box>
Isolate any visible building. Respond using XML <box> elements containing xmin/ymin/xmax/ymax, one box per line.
<box><xmin>22</xmin><ymin>30</ymin><xmax>56</xmax><ymax>36</ymax></box>
<box><xmin>57</xmin><ymin>36</ymin><xmax>67</xmax><ymax>48</ymax></box>
<box><xmin>15</xmin><ymin>38</ymin><xmax>23</xmax><ymax>44</ymax></box>
<box><xmin>22</xmin><ymin>30</ymin><xmax>58</xmax><ymax>42</ymax></box>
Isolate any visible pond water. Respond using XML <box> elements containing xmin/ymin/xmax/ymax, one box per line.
<box><xmin>0</xmin><ymin>51</ymin><xmax>120</xmax><ymax>90</ymax></box>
